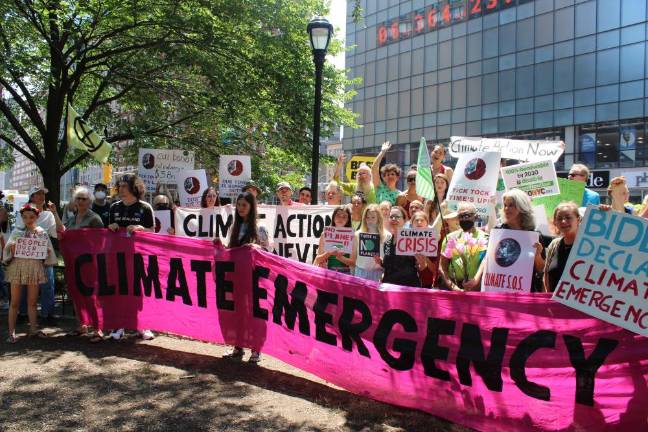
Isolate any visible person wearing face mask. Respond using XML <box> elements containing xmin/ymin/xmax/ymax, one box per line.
<box><xmin>92</xmin><ymin>183</ymin><xmax>111</xmax><ymax>227</ymax></box>
<box><xmin>152</xmin><ymin>194</ymin><xmax>176</xmax><ymax>235</ymax></box>
<box><xmin>351</xmin><ymin>204</ymin><xmax>390</xmax><ymax>281</ymax></box>
<box><xmin>438</xmin><ymin>203</ymin><xmax>489</xmax><ymax>291</ymax></box>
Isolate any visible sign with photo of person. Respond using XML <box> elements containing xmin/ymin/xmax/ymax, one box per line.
<box><xmin>138</xmin><ymin>148</ymin><xmax>195</xmax><ymax>192</ymax></box>
<box><xmin>177</xmin><ymin>169</ymin><xmax>208</xmax><ymax>208</ymax></box>
<box><xmin>219</xmin><ymin>155</ymin><xmax>251</xmax><ymax>199</ymax></box>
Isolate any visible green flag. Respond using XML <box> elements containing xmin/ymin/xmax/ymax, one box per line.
<box><xmin>415</xmin><ymin>137</ymin><xmax>435</xmax><ymax>200</ymax></box>
<box><xmin>67</xmin><ymin>103</ymin><xmax>111</xmax><ymax>163</ymax></box>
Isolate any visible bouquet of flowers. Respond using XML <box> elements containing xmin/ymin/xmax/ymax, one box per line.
<box><xmin>442</xmin><ymin>232</ymin><xmax>488</xmax><ymax>285</ymax></box>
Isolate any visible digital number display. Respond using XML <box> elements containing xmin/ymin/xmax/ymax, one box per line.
<box><xmin>377</xmin><ymin>0</ymin><xmax>518</xmax><ymax>47</ymax></box>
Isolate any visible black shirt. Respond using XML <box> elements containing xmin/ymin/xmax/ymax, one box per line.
<box><xmin>109</xmin><ymin>200</ymin><xmax>154</xmax><ymax>228</ymax></box>
<box><xmin>546</xmin><ymin>239</ymin><xmax>573</xmax><ymax>293</ymax></box>
<box><xmin>382</xmin><ymin>237</ymin><xmax>421</xmax><ymax>287</ymax></box>
<box><xmin>92</xmin><ymin>201</ymin><xmax>111</xmax><ymax>227</ymax></box>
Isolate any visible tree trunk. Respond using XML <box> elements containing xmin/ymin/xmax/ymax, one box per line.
<box><xmin>40</xmin><ymin>138</ymin><xmax>63</xmax><ymax>210</ymax></box>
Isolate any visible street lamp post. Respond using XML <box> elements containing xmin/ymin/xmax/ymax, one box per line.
<box><xmin>307</xmin><ymin>17</ymin><xmax>333</xmax><ymax>204</ymax></box>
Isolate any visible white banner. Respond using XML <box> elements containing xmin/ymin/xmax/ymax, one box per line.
<box><xmin>177</xmin><ymin>169</ymin><xmax>208</xmax><ymax>208</ymax></box>
<box><xmin>15</xmin><ymin>233</ymin><xmax>49</xmax><ymax>260</ymax></box>
<box><xmin>482</xmin><ymin>228</ymin><xmax>538</xmax><ymax>293</ymax></box>
<box><xmin>396</xmin><ymin>228</ymin><xmax>439</xmax><ymax>257</ymax></box>
<box><xmin>153</xmin><ymin>210</ymin><xmax>172</xmax><ymax>235</ymax></box>
<box><xmin>446</xmin><ymin>151</ymin><xmax>501</xmax><ymax>217</ymax></box>
<box><xmin>552</xmin><ymin>207</ymin><xmax>648</xmax><ymax>337</ymax></box>
<box><xmin>501</xmin><ymin>160</ymin><xmax>560</xmax><ymax>198</ymax></box>
<box><xmin>322</xmin><ymin>226</ymin><xmax>354</xmax><ymax>254</ymax></box>
<box><xmin>219</xmin><ymin>155</ymin><xmax>251</xmax><ymax>199</ymax></box>
<box><xmin>449</xmin><ymin>136</ymin><xmax>564</xmax><ymax>163</ymax></box>
<box><xmin>174</xmin><ymin>205</ymin><xmax>334</xmax><ymax>263</ymax></box>
<box><xmin>138</xmin><ymin>149</ymin><xmax>195</xmax><ymax>192</ymax></box>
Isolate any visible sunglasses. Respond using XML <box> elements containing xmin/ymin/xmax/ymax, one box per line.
<box><xmin>568</xmin><ymin>172</ymin><xmax>584</xmax><ymax>178</ymax></box>
<box><xmin>458</xmin><ymin>213</ymin><xmax>476</xmax><ymax>219</ymax></box>
<box><xmin>407</xmin><ymin>177</ymin><xmax>416</xmax><ymax>182</ymax></box>
<box><xmin>389</xmin><ymin>214</ymin><xmax>403</xmax><ymax>220</ymax></box>
<box><xmin>75</xmin><ymin>197</ymin><xmax>89</xmax><ymax>201</ymax></box>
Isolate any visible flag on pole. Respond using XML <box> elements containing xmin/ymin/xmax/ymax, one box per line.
<box><xmin>66</xmin><ymin>104</ymin><xmax>112</xmax><ymax>163</ymax></box>
<box><xmin>415</xmin><ymin>137</ymin><xmax>435</xmax><ymax>200</ymax></box>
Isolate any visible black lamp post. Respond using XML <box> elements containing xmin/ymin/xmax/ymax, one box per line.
<box><xmin>307</xmin><ymin>16</ymin><xmax>333</xmax><ymax>204</ymax></box>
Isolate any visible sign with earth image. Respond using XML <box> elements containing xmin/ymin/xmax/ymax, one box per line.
<box><xmin>446</xmin><ymin>151</ymin><xmax>501</xmax><ymax>217</ymax></box>
<box><xmin>358</xmin><ymin>233</ymin><xmax>380</xmax><ymax>257</ymax></box>
<box><xmin>482</xmin><ymin>228</ymin><xmax>538</xmax><ymax>293</ymax></box>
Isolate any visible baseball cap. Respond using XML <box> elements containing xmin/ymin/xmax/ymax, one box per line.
<box><xmin>242</xmin><ymin>180</ymin><xmax>261</xmax><ymax>194</ymax></box>
<box><xmin>28</xmin><ymin>186</ymin><xmax>48</xmax><ymax>197</ymax></box>
<box><xmin>276</xmin><ymin>181</ymin><xmax>293</xmax><ymax>192</ymax></box>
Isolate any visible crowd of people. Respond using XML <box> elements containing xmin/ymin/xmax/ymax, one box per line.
<box><xmin>2</xmin><ymin>142</ymin><xmax>648</xmax><ymax>353</ymax></box>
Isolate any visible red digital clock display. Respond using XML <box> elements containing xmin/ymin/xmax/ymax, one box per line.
<box><xmin>377</xmin><ymin>0</ymin><xmax>517</xmax><ymax>47</ymax></box>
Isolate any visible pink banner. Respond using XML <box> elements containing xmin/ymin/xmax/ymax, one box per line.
<box><xmin>60</xmin><ymin>229</ymin><xmax>648</xmax><ymax>432</ymax></box>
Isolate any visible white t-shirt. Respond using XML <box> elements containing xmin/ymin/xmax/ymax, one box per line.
<box><xmin>15</xmin><ymin>209</ymin><xmax>57</xmax><ymax>239</ymax></box>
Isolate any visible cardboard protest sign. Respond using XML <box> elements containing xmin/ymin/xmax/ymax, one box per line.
<box><xmin>323</xmin><ymin>226</ymin><xmax>354</xmax><ymax>254</ymax></box>
<box><xmin>219</xmin><ymin>155</ymin><xmax>251</xmax><ymax>199</ymax></box>
<box><xmin>482</xmin><ymin>228</ymin><xmax>538</xmax><ymax>293</ymax></box>
<box><xmin>138</xmin><ymin>149</ymin><xmax>195</xmax><ymax>192</ymax></box>
<box><xmin>177</xmin><ymin>169</ymin><xmax>208</xmax><ymax>208</ymax></box>
<box><xmin>396</xmin><ymin>228</ymin><xmax>438</xmax><ymax>256</ymax></box>
<box><xmin>449</xmin><ymin>136</ymin><xmax>564</xmax><ymax>163</ymax></box>
<box><xmin>446</xmin><ymin>151</ymin><xmax>501</xmax><ymax>217</ymax></box>
<box><xmin>532</xmin><ymin>177</ymin><xmax>585</xmax><ymax>221</ymax></box>
<box><xmin>345</xmin><ymin>155</ymin><xmax>375</xmax><ymax>181</ymax></box>
<box><xmin>14</xmin><ymin>232</ymin><xmax>49</xmax><ymax>259</ymax></box>
<box><xmin>174</xmin><ymin>204</ymin><xmax>333</xmax><ymax>263</ymax></box>
<box><xmin>153</xmin><ymin>210</ymin><xmax>171</xmax><ymax>235</ymax></box>
<box><xmin>358</xmin><ymin>233</ymin><xmax>380</xmax><ymax>257</ymax></box>
<box><xmin>552</xmin><ymin>207</ymin><xmax>648</xmax><ymax>337</ymax></box>
<box><xmin>501</xmin><ymin>160</ymin><xmax>559</xmax><ymax>198</ymax></box>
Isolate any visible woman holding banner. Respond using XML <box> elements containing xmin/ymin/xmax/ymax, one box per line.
<box><xmin>221</xmin><ymin>191</ymin><xmax>269</xmax><ymax>363</ymax></box>
<box><xmin>543</xmin><ymin>202</ymin><xmax>581</xmax><ymax>293</ymax></box>
<box><xmin>314</xmin><ymin>207</ymin><xmax>354</xmax><ymax>273</ymax></box>
<box><xmin>352</xmin><ymin>204</ymin><xmax>390</xmax><ymax>281</ymax></box>
<box><xmin>380</xmin><ymin>206</ymin><xmax>421</xmax><ymax>287</ymax></box>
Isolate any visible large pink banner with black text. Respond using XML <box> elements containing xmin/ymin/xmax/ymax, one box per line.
<box><xmin>60</xmin><ymin>229</ymin><xmax>648</xmax><ymax>432</ymax></box>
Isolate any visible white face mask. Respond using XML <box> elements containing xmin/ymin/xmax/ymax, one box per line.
<box><xmin>94</xmin><ymin>191</ymin><xmax>106</xmax><ymax>200</ymax></box>
<box><xmin>366</xmin><ymin>223</ymin><xmax>378</xmax><ymax>232</ymax></box>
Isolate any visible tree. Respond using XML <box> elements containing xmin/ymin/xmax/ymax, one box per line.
<box><xmin>0</xmin><ymin>0</ymin><xmax>356</xmax><ymax>204</ymax></box>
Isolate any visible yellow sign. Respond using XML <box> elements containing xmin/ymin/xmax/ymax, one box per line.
<box><xmin>102</xmin><ymin>163</ymin><xmax>113</xmax><ymax>184</ymax></box>
<box><xmin>345</xmin><ymin>155</ymin><xmax>375</xmax><ymax>181</ymax></box>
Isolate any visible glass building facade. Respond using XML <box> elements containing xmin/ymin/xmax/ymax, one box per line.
<box><xmin>343</xmin><ymin>0</ymin><xmax>648</xmax><ymax>200</ymax></box>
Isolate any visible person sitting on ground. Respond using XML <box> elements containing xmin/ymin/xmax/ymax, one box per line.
<box><xmin>334</xmin><ymin>154</ymin><xmax>377</xmax><ymax>204</ymax></box>
<box><xmin>4</xmin><ymin>205</ymin><xmax>57</xmax><ymax>343</ymax></box>
<box><xmin>106</xmin><ymin>174</ymin><xmax>155</xmax><ymax>341</ymax></box>
<box><xmin>314</xmin><ymin>206</ymin><xmax>354</xmax><ymax>273</ymax></box>
<box><xmin>324</xmin><ymin>181</ymin><xmax>343</xmax><ymax>206</ymax></box>
<box><xmin>371</xmin><ymin>141</ymin><xmax>401</xmax><ymax>205</ymax></box>
<box><xmin>91</xmin><ymin>183</ymin><xmax>111</xmax><ymax>227</ymax></box>
<box><xmin>568</xmin><ymin>163</ymin><xmax>600</xmax><ymax>206</ymax></box>
<box><xmin>298</xmin><ymin>187</ymin><xmax>312</xmax><ymax>205</ymax></box>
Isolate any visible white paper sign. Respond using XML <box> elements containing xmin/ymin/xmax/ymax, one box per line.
<box><xmin>138</xmin><ymin>149</ymin><xmax>195</xmax><ymax>192</ymax></box>
<box><xmin>174</xmin><ymin>204</ymin><xmax>335</xmax><ymax>263</ymax></box>
<box><xmin>482</xmin><ymin>229</ymin><xmax>538</xmax><ymax>293</ymax></box>
<box><xmin>323</xmin><ymin>226</ymin><xmax>354</xmax><ymax>254</ymax></box>
<box><xmin>219</xmin><ymin>155</ymin><xmax>251</xmax><ymax>199</ymax></box>
<box><xmin>552</xmin><ymin>207</ymin><xmax>648</xmax><ymax>337</ymax></box>
<box><xmin>532</xmin><ymin>204</ymin><xmax>552</xmax><ymax>237</ymax></box>
<box><xmin>449</xmin><ymin>136</ymin><xmax>565</xmax><ymax>163</ymax></box>
<box><xmin>501</xmin><ymin>160</ymin><xmax>560</xmax><ymax>198</ymax></box>
<box><xmin>177</xmin><ymin>169</ymin><xmax>208</xmax><ymax>208</ymax></box>
<box><xmin>153</xmin><ymin>210</ymin><xmax>172</xmax><ymax>235</ymax></box>
<box><xmin>446</xmin><ymin>151</ymin><xmax>501</xmax><ymax>217</ymax></box>
<box><xmin>14</xmin><ymin>233</ymin><xmax>49</xmax><ymax>260</ymax></box>
<box><xmin>396</xmin><ymin>228</ymin><xmax>439</xmax><ymax>256</ymax></box>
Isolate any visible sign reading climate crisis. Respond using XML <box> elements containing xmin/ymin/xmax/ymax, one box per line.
<box><xmin>377</xmin><ymin>1</ymin><xmax>516</xmax><ymax>47</ymax></box>
<box><xmin>60</xmin><ymin>230</ymin><xmax>648</xmax><ymax>432</ymax></box>
<box><xmin>396</xmin><ymin>228</ymin><xmax>438</xmax><ymax>256</ymax></box>
<box><xmin>552</xmin><ymin>207</ymin><xmax>648</xmax><ymax>337</ymax></box>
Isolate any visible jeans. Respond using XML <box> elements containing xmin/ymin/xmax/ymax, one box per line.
<box><xmin>20</xmin><ymin>266</ymin><xmax>55</xmax><ymax>317</ymax></box>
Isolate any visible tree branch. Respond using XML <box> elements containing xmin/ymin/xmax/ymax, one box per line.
<box><xmin>0</xmin><ymin>99</ymin><xmax>44</xmax><ymax>163</ymax></box>
<box><xmin>0</xmin><ymin>133</ymin><xmax>37</xmax><ymax>163</ymax></box>
<box><xmin>108</xmin><ymin>110</ymin><xmax>206</xmax><ymax>143</ymax></box>
<box><xmin>0</xmin><ymin>75</ymin><xmax>46</xmax><ymax>136</ymax></box>
<box><xmin>61</xmin><ymin>150</ymin><xmax>90</xmax><ymax>174</ymax></box>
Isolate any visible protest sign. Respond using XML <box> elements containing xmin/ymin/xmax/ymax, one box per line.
<box><xmin>219</xmin><ymin>155</ymin><xmax>251</xmax><ymax>199</ymax></box>
<box><xmin>396</xmin><ymin>228</ymin><xmax>438</xmax><ymax>256</ymax></box>
<box><xmin>14</xmin><ymin>233</ymin><xmax>49</xmax><ymax>259</ymax></box>
<box><xmin>501</xmin><ymin>160</ymin><xmax>559</xmax><ymax>198</ymax></box>
<box><xmin>449</xmin><ymin>136</ymin><xmax>565</xmax><ymax>163</ymax></box>
<box><xmin>177</xmin><ymin>169</ymin><xmax>208</xmax><ymax>208</ymax></box>
<box><xmin>552</xmin><ymin>207</ymin><xmax>648</xmax><ymax>337</ymax></box>
<box><xmin>61</xmin><ymin>229</ymin><xmax>648</xmax><ymax>432</ymax></box>
<box><xmin>532</xmin><ymin>178</ymin><xmax>585</xmax><ymax>221</ymax></box>
<box><xmin>358</xmin><ymin>233</ymin><xmax>380</xmax><ymax>257</ymax></box>
<box><xmin>153</xmin><ymin>210</ymin><xmax>171</xmax><ymax>235</ymax></box>
<box><xmin>533</xmin><ymin>204</ymin><xmax>552</xmax><ymax>236</ymax></box>
<box><xmin>138</xmin><ymin>149</ymin><xmax>195</xmax><ymax>192</ymax></box>
<box><xmin>174</xmin><ymin>205</ymin><xmax>333</xmax><ymax>263</ymax></box>
<box><xmin>322</xmin><ymin>226</ymin><xmax>354</xmax><ymax>254</ymax></box>
<box><xmin>345</xmin><ymin>155</ymin><xmax>374</xmax><ymax>181</ymax></box>
<box><xmin>446</xmin><ymin>151</ymin><xmax>501</xmax><ymax>217</ymax></box>
<box><xmin>482</xmin><ymin>229</ymin><xmax>538</xmax><ymax>293</ymax></box>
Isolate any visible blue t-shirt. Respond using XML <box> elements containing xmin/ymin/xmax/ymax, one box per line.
<box><xmin>581</xmin><ymin>188</ymin><xmax>601</xmax><ymax>207</ymax></box>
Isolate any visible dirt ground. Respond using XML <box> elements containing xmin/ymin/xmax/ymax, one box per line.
<box><xmin>0</xmin><ymin>317</ymin><xmax>471</xmax><ymax>432</ymax></box>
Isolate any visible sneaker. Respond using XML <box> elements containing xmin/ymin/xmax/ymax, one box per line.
<box><xmin>5</xmin><ymin>333</ymin><xmax>17</xmax><ymax>344</ymax></box>
<box><xmin>109</xmin><ymin>328</ymin><xmax>125</xmax><ymax>340</ymax></box>
<box><xmin>224</xmin><ymin>347</ymin><xmax>244</xmax><ymax>360</ymax></box>
<box><xmin>139</xmin><ymin>329</ymin><xmax>155</xmax><ymax>340</ymax></box>
<box><xmin>248</xmin><ymin>351</ymin><xmax>261</xmax><ymax>364</ymax></box>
